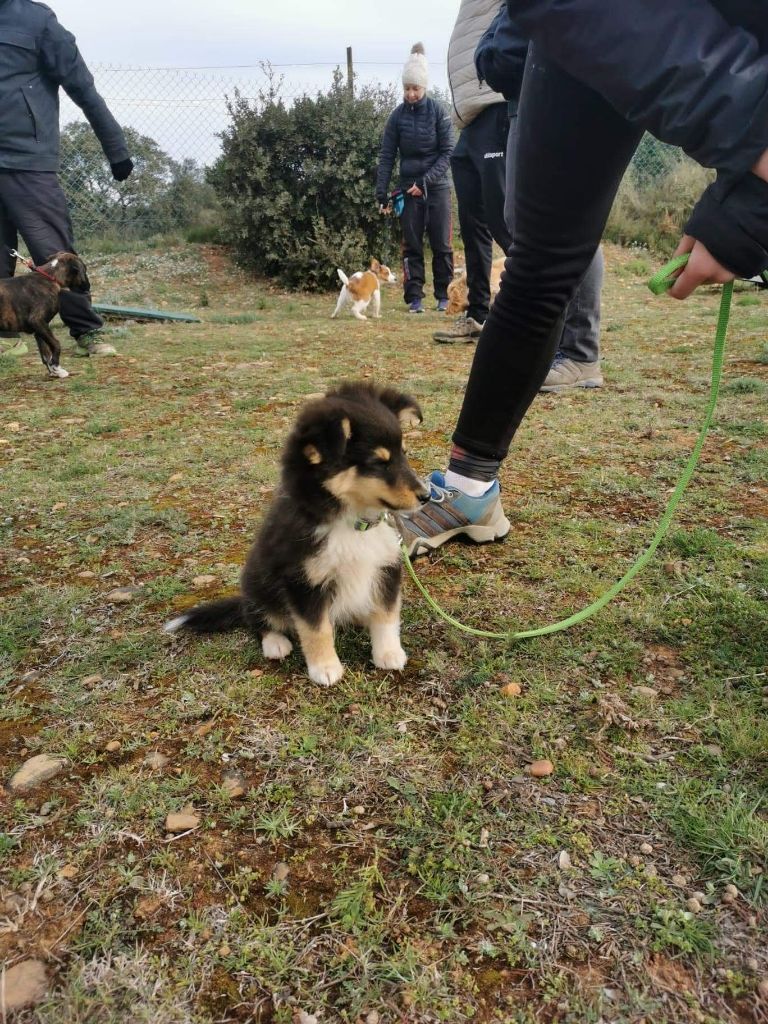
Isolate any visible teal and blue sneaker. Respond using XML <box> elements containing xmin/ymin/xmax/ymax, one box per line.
<box><xmin>436</xmin><ymin>298</ymin><xmax>449</xmax><ymax>312</ymax></box>
<box><xmin>396</xmin><ymin>471</ymin><xmax>510</xmax><ymax>557</ymax></box>
<box><xmin>408</xmin><ymin>299</ymin><xmax>425</xmax><ymax>314</ymax></box>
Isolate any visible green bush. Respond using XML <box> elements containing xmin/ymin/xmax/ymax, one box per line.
<box><xmin>210</xmin><ymin>69</ymin><xmax>401</xmax><ymax>291</ymax></box>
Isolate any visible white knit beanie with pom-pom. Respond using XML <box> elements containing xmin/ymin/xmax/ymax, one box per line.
<box><xmin>402</xmin><ymin>42</ymin><xmax>428</xmax><ymax>89</ymax></box>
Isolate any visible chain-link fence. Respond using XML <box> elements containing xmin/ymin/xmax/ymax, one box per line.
<box><xmin>58</xmin><ymin>61</ymin><xmax>700</xmax><ymax>250</ymax></box>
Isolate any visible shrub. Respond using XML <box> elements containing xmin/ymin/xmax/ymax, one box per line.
<box><xmin>210</xmin><ymin>67</ymin><xmax>402</xmax><ymax>290</ymax></box>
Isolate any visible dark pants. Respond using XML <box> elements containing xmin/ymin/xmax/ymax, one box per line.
<box><xmin>451</xmin><ymin>103</ymin><xmax>512</xmax><ymax>324</ymax></box>
<box><xmin>0</xmin><ymin>170</ymin><xmax>103</xmax><ymax>340</ymax></box>
<box><xmin>454</xmin><ymin>49</ymin><xmax>643</xmax><ymax>460</ymax></box>
<box><xmin>400</xmin><ymin>187</ymin><xmax>454</xmax><ymax>304</ymax></box>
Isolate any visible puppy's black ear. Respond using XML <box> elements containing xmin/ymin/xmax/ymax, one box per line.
<box><xmin>67</xmin><ymin>257</ymin><xmax>90</xmax><ymax>292</ymax></box>
<box><xmin>375</xmin><ymin>387</ymin><xmax>423</xmax><ymax>429</ymax></box>
<box><xmin>299</xmin><ymin>406</ymin><xmax>352</xmax><ymax>466</ymax></box>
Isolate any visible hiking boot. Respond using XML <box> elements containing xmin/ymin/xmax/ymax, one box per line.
<box><xmin>433</xmin><ymin>313</ymin><xmax>484</xmax><ymax>344</ymax></box>
<box><xmin>74</xmin><ymin>331</ymin><xmax>117</xmax><ymax>357</ymax></box>
<box><xmin>436</xmin><ymin>298</ymin><xmax>449</xmax><ymax>312</ymax></box>
<box><xmin>395</xmin><ymin>471</ymin><xmax>510</xmax><ymax>557</ymax></box>
<box><xmin>408</xmin><ymin>299</ymin><xmax>425</xmax><ymax>314</ymax></box>
<box><xmin>540</xmin><ymin>355</ymin><xmax>603</xmax><ymax>392</ymax></box>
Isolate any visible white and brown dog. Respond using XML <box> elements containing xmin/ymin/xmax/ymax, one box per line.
<box><xmin>331</xmin><ymin>260</ymin><xmax>396</xmax><ymax>321</ymax></box>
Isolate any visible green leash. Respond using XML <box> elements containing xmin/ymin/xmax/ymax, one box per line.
<box><xmin>400</xmin><ymin>253</ymin><xmax>734</xmax><ymax>640</ymax></box>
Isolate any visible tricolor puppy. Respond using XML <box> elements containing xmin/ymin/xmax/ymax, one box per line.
<box><xmin>165</xmin><ymin>382</ymin><xmax>428</xmax><ymax>686</ymax></box>
<box><xmin>331</xmin><ymin>260</ymin><xmax>397</xmax><ymax>321</ymax></box>
<box><xmin>0</xmin><ymin>251</ymin><xmax>91</xmax><ymax>379</ymax></box>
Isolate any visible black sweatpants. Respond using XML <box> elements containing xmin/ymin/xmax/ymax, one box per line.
<box><xmin>451</xmin><ymin>103</ymin><xmax>512</xmax><ymax>324</ymax></box>
<box><xmin>0</xmin><ymin>170</ymin><xmax>103</xmax><ymax>339</ymax></box>
<box><xmin>400</xmin><ymin>187</ymin><xmax>454</xmax><ymax>304</ymax></box>
<box><xmin>453</xmin><ymin>49</ymin><xmax>643</xmax><ymax>459</ymax></box>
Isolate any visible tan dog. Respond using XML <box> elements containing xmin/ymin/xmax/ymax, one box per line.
<box><xmin>331</xmin><ymin>260</ymin><xmax>397</xmax><ymax>321</ymax></box>
<box><xmin>445</xmin><ymin>256</ymin><xmax>506</xmax><ymax>316</ymax></box>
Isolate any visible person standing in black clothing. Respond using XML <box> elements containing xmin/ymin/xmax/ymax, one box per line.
<box><xmin>0</xmin><ymin>0</ymin><xmax>133</xmax><ymax>355</ymax></box>
<box><xmin>398</xmin><ymin>0</ymin><xmax>768</xmax><ymax>557</ymax></box>
<box><xmin>434</xmin><ymin>0</ymin><xmax>515</xmax><ymax>344</ymax></box>
<box><xmin>376</xmin><ymin>43</ymin><xmax>455</xmax><ymax>314</ymax></box>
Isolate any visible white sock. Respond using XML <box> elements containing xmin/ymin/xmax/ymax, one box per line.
<box><xmin>444</xmin><ymin>470</ymin><xmax>495</xmax><ymax>497</ymax></box>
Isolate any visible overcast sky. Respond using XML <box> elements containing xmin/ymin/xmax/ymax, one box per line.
<box><xmin>51</xmin><ymin>0</ymin><xmax>456</xmax><ymax>86</ymax></box>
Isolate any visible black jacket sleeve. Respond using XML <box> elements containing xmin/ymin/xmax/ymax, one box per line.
<box><xmin>685</xmin><ymin>173</ymin><xmax>768</xmax><ymax>277</ymax></box>
<box><xmin>376</xmin><ymin>110</ymin><xmax>399</xmax><ymax>204</ymax></box>
<box><xmin>507</xmin><ymin>0</ymin><xmax>768</xmax><ymax>177</ymax></box>
<box><xmin>422</xmin><ymin>103</ymin><xmax>455</xmax><ymax>188</ymax></box>
<box><xmin>39</xmin><ymin>12</ymin><xmax>130</xmax><ymax>164</ymax></box>
<box><xmin>475</xmin><ymin>7</ymin><xmax>528</xmax><ymax>103</ymax></box>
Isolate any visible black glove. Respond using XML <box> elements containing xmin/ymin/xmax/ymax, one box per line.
<box><xmin>111</xmin><ymin>158</ymin><xmax>134</xmax><ymax>182</ymax></box>
<box><xmin>685</xmin><ymin>172</ymin><xmax>768</xmax><ymax>279</ymax></box>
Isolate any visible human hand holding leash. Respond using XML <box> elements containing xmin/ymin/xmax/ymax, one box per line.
<box><xmin>667</xmin><ymin>234</ymin><xmax>734</xmax><ymax>300</ymax></box>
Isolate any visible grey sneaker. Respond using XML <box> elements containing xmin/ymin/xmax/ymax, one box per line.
<box><xmin>0</xmin><ymin>339</ymin><xmax>28</xmax><ymax>357</ymax></box>
<box><xmin>396</xmin><ymin>471</ymin><xmax>510</xmax><ymax>557</ymax></box>
<box><xmin>540</xmin><ymin>355</ymin><xmax>603</xmax><ymax>392</ymax></box>
<box><xmin>433</xmin><ymin>313</ymin><xmax>484</xmax><ymax>344</ymax></box>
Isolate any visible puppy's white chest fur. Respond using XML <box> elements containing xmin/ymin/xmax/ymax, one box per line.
<box><xmin>305</xmin><ymin>519</ymin><xmax>400</xmax><ymax>624</ymax></box>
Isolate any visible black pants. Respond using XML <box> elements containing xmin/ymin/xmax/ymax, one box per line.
<box><xmin>0</xmin><ymin>170</ymin><xmax>103</xmax><ymax>340</ymax></box>
<box><xmin>451</xmin><ymin>103</ymin><xmax>512</xmax><ymax>323</ymax></box>
<box><xmin>454</xmin><ymin>49</ymin><xmax>643</xmax><ymax>460</ymax></box>
<box><xmin>400</xmin><ymin>187</ymin><xmax>454</xmax><ymax>304</ymax></box>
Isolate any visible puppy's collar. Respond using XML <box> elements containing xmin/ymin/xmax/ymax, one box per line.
<box><xmin>10</xmin><ymin>249</ymin><xmax>60</xmax><ymax>286</ymax></box>
<box><xmin>353</xmin><ymin>512</ymin><xmax>386</xmax><ymax>532</ymax></box>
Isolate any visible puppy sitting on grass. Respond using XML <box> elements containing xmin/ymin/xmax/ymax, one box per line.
<box><xmin>165</xmin><ymin>382</ymin><xmax>428</xmax><ymax>685</ymax></box>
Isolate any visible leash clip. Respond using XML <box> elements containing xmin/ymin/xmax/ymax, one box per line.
<box><xmin>9</xmin><ymin>249</ymin><xmax>34</xmax><ymax>269</ymax></box>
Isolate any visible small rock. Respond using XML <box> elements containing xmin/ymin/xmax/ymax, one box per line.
<box><xmin>165</xmin><ymin>812</ymin><xmax>200</xmax><ymax>833</ymax></box>
<box><xmin>20</xmin><ymin>670</ymin><xmax>40</xmax><ymax>684</ymax></box>
<box><xmin>686</xmin><ymin>897</ymin><xmax>703</xmax><ymax>914</ymax></box>
<box><xmin>757</xmin><ymin>978</ymin><xmax>768</xmax><ymax>1002</ymax></box>
<box><xmin>192</xmin><ymin>575</ymin><xmax>217</xmax><ymax>587</ymax></box>
<box><xmin>366</xmin><ymin>1012</ymin><xmax>380</xmax><ymax>1024</ymax></box>
<box><xmin>106</xmin><ymin>586</ymin><xmax>142</xmax><ymax>604</ymax></box>
<box><xmin>745</xmin><ymin>958</ymin><xmax>759</xmax><ymax>973</ymax></box>
<box><xmin>526</xmin><ymin>759</ymin><xmax>554</xmax><ymax>778</ymax></box>
<box><xmin>82</xmin><ymin>674</ymin><xmax>103</xmax><ymax>688</ymax></box>
<box><xmin>77</xmin><ymin>570</ymin><xmax>96</xmax><ymax>579</ymax></box>
<box><xmin>352</xmin><ymin>805</ymin><xmax>365</xmax><ymax>815</ymax></box>
<box><xmin>194</xmin><ymin>721</ymin><xmax>215</xmax><ymax>738</ymax></box>
<box><xmin>144</xmin><ymin>751</ymin><xmax>169</xmax><ymax>769</ymax></box>
<box><xmin>218</xmin><ymin>944</ymin><xmax>231</xmax><ymax>957</ymax></box>
<box><xmin>476</xmin><ymin>873</ymin><xmax>490</xmax><ymax>885</ymax></box>
<box><xmin>396</xmin><ymin>721</ymin><xmax>407</xmax><ymax>734</ymax></box>
<box><xmin>553</xmin><ymin>737</ymin><xmax>568</xmax><ymax>750</ymax></box>
<box><xmin>8</xmin><ymin>754</ymin><xmax>66</xmax><ymax>791</ymax></box>
<box><xmin>632</xmin><ymin>686</ymin><xmax>658</xmax><ymax>699</ymax></box>
<box><xmin>500</xmin><ymin>681</ymin><xmax>522</xmax><ymax>697</ymax></box>
<box><xmin>295</xmin><ymin>1012</ymin><xmax>318</xmax><ymax>1024</ymax></box>
<box><xmin>724</xmin><ymin>883</ymin><xmax>739</xmax><ymax>897</ymax></box>
<box><xmin>222</xmin><ymin>774</ymin><xmax>246</xmax><ymax>799</ymax></box>
<box><xmin>628</xmin><ymin>855</ymin><xmax>641</xmax><ymax>868</ymax></box>
<box><xmin>272</xmin><ymin>862</ymin><xmax>290</xmax><ymax>882</ymax></box>
<box><xmin>105</xmin><ymin>740</ymin><xmax>121</xmax><ymax>753</ymax></box>
<box><xmin>479</xmin><ymin>828</ymin><xmax>490</xmax><ymax>848</ymax></box>
<box><xmin>704</xmin><ymin>743</ymin><xmax>723</xmax><ymax>757</ymax></box>
<box><xmin>672</xmin><ymin>874</ymin><xmax>687</xmax><ymax>887</ymax></box>
<box><xmin>558</xmin><ymin>850</ymin><xmax>573</xmax><ymax>871</ymax></box>
<box><xmin>640</xmin><ymin>842</ymin><xmax>654</xmax><ymax>855</ymax></box>
<box><xmin>0</xmin><ymin>959</ymin><xmax>49</xmax><ymax>1011</ymax></box>
<box><xmin>168</xmin><ymin>473</ymin><xmax>184</xmax><ymax>482</ymax></box>
<box><xmin>57</xmin><ymin>864</ymin><xmax>78</xmax><ymax>880</ymax></box>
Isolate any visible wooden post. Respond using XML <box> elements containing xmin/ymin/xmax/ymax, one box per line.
<box><xmin>346</xmin><ymin>46</ymin><xmax>354</xmax><ymax>97</ymax></box>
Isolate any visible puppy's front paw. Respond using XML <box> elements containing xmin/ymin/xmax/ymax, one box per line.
<box><xmin>50</xmin><ymin>365</ymin><xmax>69</xmax><ymax>379</ymax></box>
<box><xmin>308</xmin><ymin>657</ymin><xmax>344</xmax><ymax>686</ymax></box>
<box><xmin>373</xmin><ymin>645</ymin><xmax>408</xmax><ymax>671</ymax></box>
<box><xmin>262</xmin><ymin>631</ymin><xmax>293</xmax><ymax>660</ymax></box>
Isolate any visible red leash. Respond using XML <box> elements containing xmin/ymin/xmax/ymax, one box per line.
<box><xmin>9</xmin><ymin>249</ymin><xmax>60</xmax><ymax>286</ymax></box>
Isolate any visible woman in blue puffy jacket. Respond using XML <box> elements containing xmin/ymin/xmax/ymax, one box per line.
<box><xmin>376</xmin><ymin>43</ymin><xmax>456</xmax><ymax>313</ymax></box>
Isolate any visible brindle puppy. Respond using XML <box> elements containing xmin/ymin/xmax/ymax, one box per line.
<box><xmin>0</xmin><ymin>252</ymin><xmax>91</xmax><ymax>378</ymax></box>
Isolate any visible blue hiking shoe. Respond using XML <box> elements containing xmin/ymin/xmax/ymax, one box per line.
<box><xmin>436</xmin><ymin>298</ymin><xmax>449</xmax><ymax>312</ymax></box>
<box><xmin>408</xmin><ymin>299</ymin><xmax>425</xmax><ymax>314</ymax></box>
<box><xmin>395</xmin><ymin>471</ymin><xmax>511</xmax><ymax>557</ymax></box>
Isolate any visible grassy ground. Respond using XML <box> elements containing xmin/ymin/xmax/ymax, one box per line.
<box><xmin>1</xmin><ymin>243</ymin><xmax>766</xmax><ymax>1023</ymax></box>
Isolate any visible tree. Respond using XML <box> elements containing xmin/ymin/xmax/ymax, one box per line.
<box><xmin>59</xmin><ymin>122</ymin><xmax>219</xmax><ymax>240</ymax></box>
<box><xmin>210</xmin><ymin>67</ymin><xmax>402</xmax><ymax>290</ymax></box>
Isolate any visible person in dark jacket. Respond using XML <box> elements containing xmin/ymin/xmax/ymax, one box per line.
<box><xmin>0</xmin><ymin>0</ymin><xmax>133</xmax><ymax>354</ymax></box>
<box><xmin>376</xmin><ymin>43</ymin><xmax>455</xmax><ymax>313</ymax></box>
<box><xmin>398</xmin><ymin>0</ymin><xmax>768</xmax><ymax>556</ymax></box>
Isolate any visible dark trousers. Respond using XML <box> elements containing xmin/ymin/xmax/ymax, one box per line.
<box><xmin>0</xmin><ymin>170</ymin><xmax>103</xmax><ymax>340</ymax></box>
<box><xmin>400</xmin><ymin>187</ymin><xmax>454</xmax><ymax>304</ymax></box>
<box><xmin>451</xmin><ymin>103</ymin><xmax>512</xmax><ymax>323</ymax></box>
<box><xmin>454</xmin><ymin>49</ymin><xmax>643</xmax><ymax>460</ymax></box>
